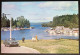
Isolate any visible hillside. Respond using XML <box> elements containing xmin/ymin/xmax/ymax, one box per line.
<box><xmin>42</xmin><ymin>14</ymin><xmax>78</xmax><ymax>28</ymax></box>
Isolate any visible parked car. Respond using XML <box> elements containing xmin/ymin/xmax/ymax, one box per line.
<box><xmin>3</xmin><ymin>38</ymin><xmax>19</xmax><ymax>47</ymax></box>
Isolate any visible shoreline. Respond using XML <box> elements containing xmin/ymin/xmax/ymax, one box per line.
<box><xmin>1</xmin><ymin>27</ymin><xmax>34</xmax><ymax>31</ymax></box>
<box><xmin>44</xmin><ymin>26</ymin><xmax>79</xmax><ymax>37</ymax></box>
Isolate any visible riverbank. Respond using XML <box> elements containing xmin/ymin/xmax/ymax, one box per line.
<box><xmin>1</xmin><ymin>39</ymin><xmax>79</xmax><ymax>54</ymax></box>
<box><xmin>1</xmin><ymin>27</ymin><xmax>34</xmax><ymax>31</ymax></box>
<box><xmin>45</xmin><ymin>26</ymin><xmax>79</xmax><ymax>36</ymax></box>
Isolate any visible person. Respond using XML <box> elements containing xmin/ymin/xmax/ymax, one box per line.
<box><xmin>22</xmin><ymin>37</ymin><xmax>25</xmax><ymax>43</ymax></box>
<box><xmin>35</xmin><ymin>35</ymin><xmax>38</xmax><ymax>41</ymax></box>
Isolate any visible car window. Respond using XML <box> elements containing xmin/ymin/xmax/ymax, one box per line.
<box><xmin>12</xmin><ymin>38</ymin><xmax>15</xmax><ymax>40</ymax></box>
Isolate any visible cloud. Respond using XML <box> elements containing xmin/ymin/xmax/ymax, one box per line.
<box><xmin>38</xmin><ymin>1</ymin><xmax>78</xmax><ymax>11</ymax></box>
<box><xmin>21</xmin><ymin>2</ymin><xmax>34</xmax><ymax>6</ymax></box>
<box><xmin>2</xmin><ymin>3</ymin><xmax>16</xmax><ymax>9</ymax></box>
<box><xmin>38</xmin><ymin>2</ymin><xmax>53</xmax><ymax>7</ymax></box>
<box><xmin>2</xmin><ymin>2</ymin><xmax>24</xmax><ymax>13</ymax></box>
<box><xmin>44</xmin><ymin>17</ymin><xmax>53</xmax><ymax>21</ymax></box>
<box><xmin>28</xmin><ymin>12</ymin><xmax>40</xmax><ymax>15</ymax></box>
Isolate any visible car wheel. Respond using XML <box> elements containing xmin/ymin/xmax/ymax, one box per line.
<box><xmin>17</xmin><ymin>45</ymin><xmax>19</xmax><ymax>47</ymax></box>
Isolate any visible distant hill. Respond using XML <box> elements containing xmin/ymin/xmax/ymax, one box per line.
<box><xmin>42</xmin><ymin>14</ymin><xmax>78</xmax><ymax>28</ymax></box>
<box><xmin>31</xmin><ymin>22</ymin><xmax>49</xmax><ymax>25</ymax></box>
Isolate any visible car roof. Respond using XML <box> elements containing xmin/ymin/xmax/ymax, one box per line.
<box><xmin>5</xmin><ymin>38</ymin><xmax>15</xmax><ymax>40</ymax></box>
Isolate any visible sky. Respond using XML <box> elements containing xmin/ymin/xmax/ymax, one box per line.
<box><xmin>2</xmin><ymin>1</ymin><xmax>78</xmax><ymax>23</ymax></box>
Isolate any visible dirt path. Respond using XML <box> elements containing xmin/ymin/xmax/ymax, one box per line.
<box><xmin>1</xmin><ymin>44</ymin><xmax>40</xmax><ymax>53</ymax></box>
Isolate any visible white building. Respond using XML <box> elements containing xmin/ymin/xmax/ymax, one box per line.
<box><xmin>46</xmin><ymin>26</ymin><xmax>79</xmax><ymax>36</ymax></box>
<box><xmin>72</xmin><ymin>28</ymin><xmax>79</xmax><ymax>36</ymax></box>
<box><xmin>55</xmin><ymin>26</ymin><xmax>64</xmax><ymax>34</ymax></box>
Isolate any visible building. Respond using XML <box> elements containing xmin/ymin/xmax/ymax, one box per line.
<box><xmin>63</xmin><ymin>28</ymin><xmax>72</xmax><ymax>35</ymax></box>
<box><xmin>46</xmin><ymin>26</ymin><xmax>79</xmax><ymax>36</ymax></box>
<box><xmin>48</xmin><ymin>30</ymin><xmax>56</xmax><ymax>35</ymax></box>
<box><xmin>72</xmin><ymin>28</ymin><xmax>79</xmax><ymax>36</ymax></box>
<box><xmin>55</xmin><ymin>26</ymin><xmax>64</xmax><ymax>34</ymax></box>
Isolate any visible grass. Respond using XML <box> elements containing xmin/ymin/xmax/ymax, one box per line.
<box><xmin>1</xmin><ymin>39</ymin><xmax>79</xmax><ymax>54</ymax></box>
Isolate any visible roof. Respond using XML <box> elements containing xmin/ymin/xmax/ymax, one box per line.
<box><xmin>72</xmin><ymin>28</ymin><xmax>79</xmax><ymax>30</ymax></box>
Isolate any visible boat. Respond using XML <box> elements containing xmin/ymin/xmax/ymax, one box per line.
<box><xmin>4</xmin><ymin>29</ymin><xmax>9</xmax><ymax>31</ymax></box>
<box><xmin>30</xmin><ymin>27</ymin><xmax>34</xmax><ymax>29</ymax></box>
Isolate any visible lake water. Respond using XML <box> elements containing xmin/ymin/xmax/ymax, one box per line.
<box><xmin>1</xmin><ymin>23</ymin><xmax>79</xmax><ymax>40</ymax></box>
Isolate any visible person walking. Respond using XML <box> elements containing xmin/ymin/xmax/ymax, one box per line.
<box><xmin>22</xmin><ymin>37</ymin><xmax>25</xmax><ymax>43</ymax></box>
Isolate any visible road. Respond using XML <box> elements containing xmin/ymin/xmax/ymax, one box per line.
<box><xmin>1</xmin><ymin>44</ymin><xmax>40</xmax><ymax>53</ymax></box>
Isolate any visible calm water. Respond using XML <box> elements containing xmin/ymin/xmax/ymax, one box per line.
<box><xmin>1</xmin><ymin>23</ymin><xmax>79</xmax><ymax>40</ymax></box>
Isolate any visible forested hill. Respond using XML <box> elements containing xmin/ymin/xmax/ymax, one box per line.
<box><xmin>42</xmin><ymin>14</ymin><xmax>78</xmax><ymax>28</ymax></box>
<box><xmin>1</xmin><ymin>13</ymin><xmax>30</xmax><ymax>28</ymax></box>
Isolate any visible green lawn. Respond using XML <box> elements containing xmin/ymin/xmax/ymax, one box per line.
<box><xmin>1</xmin><ymin>39</ymin><xmax>79</xmax><ymax>54</ymax></box>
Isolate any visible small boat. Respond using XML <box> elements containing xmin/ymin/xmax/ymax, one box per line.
<box><xmin>30</xmin><ymin>27</ymin><xmax>34</xmax><ymax>29</ymax></box>
<box><xmin>4</xmin><ymin>29</ymin><xmax>9</xmax><ymax>31</ymax></box>
<box><xmin>14</xmin><ymin>29</ymin><xmax>17</xmax><ymax>30</ymax></box>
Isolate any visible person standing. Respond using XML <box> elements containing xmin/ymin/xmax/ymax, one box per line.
<box><xmin>22</xmin><ymin>37</ymin><xmax>25</xmax><ymax>43</ymax></box>
<box><xmin>35</xmin><ymin>35</ymin><xmax>38</xmax><ymax>41</ymax></box>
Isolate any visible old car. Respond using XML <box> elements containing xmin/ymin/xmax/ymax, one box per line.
<box><xmin>3</xmin><ymin>38</ymin><xmax>19</xmax><ymax>47</ymax></box>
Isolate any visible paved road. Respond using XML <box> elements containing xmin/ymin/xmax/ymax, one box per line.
<box><xmin>1</xmin><ymin>44</ymin><xmax>40</xmax><ymax>53</ymax></box>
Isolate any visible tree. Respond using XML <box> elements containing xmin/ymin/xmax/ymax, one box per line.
<box><xmin>14</xmin><ymin>20</ymin><xmax>17</xmax><ymax>27</ymax></box>
<box><xmin>11</xmin><ymin>18</ymin><xmax>14</xmax><ymax>27</ymax></box>
<box><xmin>17</xmin><ymin>16</ymin><xmax>26</xmax><ymax>28</ymax></box>
<box><xmin>42</xmin><ymin>14</ymin><xmax>78</xmax><ymax>28</ymax></box>
<box><xmin>17</xmin><ymin>16</ymin><xmax>30</xmax><ymax>28</ymax></box>
<box><xmin>1</xmin><ymin>13</ymin><xmax>30</xmax><ymax>28</ymax></box>
<box><xmin>26</xmin><ymin>20</ymin><xmax>30</xmax><ymax>28</ymax></box>
<box><xmin>1</xmin><ymin>13</ymin><xmax>7</xmax><ymax>27</ymax></box>
<box><xmin>6</xmin><ymin>19</ymin><xmax>10</xmax><ymax>27</ymax></box>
